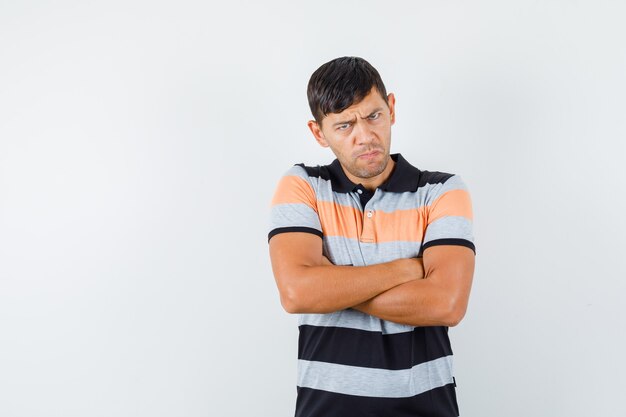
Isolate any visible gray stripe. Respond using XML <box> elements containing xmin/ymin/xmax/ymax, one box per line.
<box><xmin>323</xmin><ymin>236</ymin><xmax>421</xmax><ymax>267</ymax></box>
<box><xmin>298</xmin><ymin>309</ymin><xmax>414</xmax><ymax>335</ymax></box>
<box><xmin>285</xmin><ymin>166</ymin><xmax>361</xmax><ymax>210</ymax></box>
<box><xmin>423</xmin><ymin>216</ymin><xmax>474</xmax><ymax>243</ymax></box>
<box><xmin>310</xmin><ymin>176</ymin><xmax>443</xmax><ymax>212</ymax></box>
<box><xmin>424</xmin><ymin>175</ymin><xmax>468</xmax><ymax>207</ymax></box>
<box><xmin>359</xmin><ymin>240</ymin><xmax>421</xmax><ymax>265</ymax></box>
<box><xmin>440</xmin><ymin>174</ymin><xmax>468</xmax><ymax>192</ymax></box>
<box><xmin>373</xmin><ymin>184</ymin><xmax>442</xmax><ymax>212</ymax></box>
<box><xmin>322</xmin><ymin>235</ymin><xmax>367</xmax><ymax>267</ymax></box>
<box><xmin>316</xmin><ymin>183</ymin><xmax>362</xmax><ymax>209</ymax></box>
<box><xmin>269</xmin><ymin>203</ymin><xmax>322</xmax><ymax>232</ymax></box>
<box><xmin>284</xmin><ymin>165</ymin><xmax>311</xmax><ymax>180</ymax></box>
<box><xmin>376</xmin><ymin>175</ymin><xmax>467</xmax><ymax>212</ymax></box>
<box><xmin>297</xmin><ymin>355</ymin><xmax>454</xmax><ymax>398</ymax></box>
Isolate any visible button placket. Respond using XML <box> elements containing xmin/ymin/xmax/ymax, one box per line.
<box><xmin>361</xmin><ymin>204</ymin><xmax>375</xmax><ymax>242</ymax></box>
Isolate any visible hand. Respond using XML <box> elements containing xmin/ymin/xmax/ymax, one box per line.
<box><xmin>394</xmin><ymin>257</ymin><xmax>425</xmax><ymax>281</ymax></box>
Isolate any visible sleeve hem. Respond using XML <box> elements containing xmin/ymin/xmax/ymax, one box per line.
<box><xmin>420</xmin><ymin>238</ymin><xmax>476</xmax><ymax>255</ymax></box>
<box><xmin>267</xmin><ymin>227</ymin><xmax>323</xmax><ymax>242</ymax></box>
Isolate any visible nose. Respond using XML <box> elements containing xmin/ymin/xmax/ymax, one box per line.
<box><xmin>352</xmin><ymin>119</ymin><xmax>375</xmax><ymax>146</ymax></box>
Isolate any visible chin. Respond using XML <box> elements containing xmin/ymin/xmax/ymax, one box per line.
<box><xmin>353</xmin><ymin>163</ymin><xmax>387</xmax><ymax>179</ymax></box>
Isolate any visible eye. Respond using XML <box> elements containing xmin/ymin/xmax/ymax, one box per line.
<box><xmin>368</xmin><ymin>112</ymin><xmax>381</xmax><ymax>120</ymax></box>
<box><xmin>337</xmin><ymin>123</ymin><xmax>351</xmax><ymax>131</ymax></box>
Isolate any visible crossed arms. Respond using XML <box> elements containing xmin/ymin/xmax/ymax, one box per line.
<box><xmin>268</xmin><ymin>232</ymin><xmax>475</xmax><ymax>327</ymax></box>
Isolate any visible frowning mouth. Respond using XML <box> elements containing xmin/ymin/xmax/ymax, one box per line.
<box><xmin>357</xmin><ymin>150</ymin><xmax>382</xmax><ymax>160</ymax></box>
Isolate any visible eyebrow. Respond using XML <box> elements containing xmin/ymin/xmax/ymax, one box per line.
<box><xmin>332</xmin><ymin>107</ymin><xmax>385</xmax><ymax>127</ymax></box>
<box><xmin>332</xmin><ymin>117</ymin><xmax>356</xmax><ymax>128</ymax></box>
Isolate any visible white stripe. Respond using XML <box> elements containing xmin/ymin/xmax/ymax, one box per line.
<box><xmin>297</xmin><ymin>355</ymin><xmax>454</xmax><ymax>398</ymax></box>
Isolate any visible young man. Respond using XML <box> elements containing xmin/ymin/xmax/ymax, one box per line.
<box><xmin>268</xmin><ymin>56</ymin><xmax>475</xmax><ymax>417</ymax></box>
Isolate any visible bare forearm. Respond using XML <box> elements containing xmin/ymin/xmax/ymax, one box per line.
<box><xmin>279</xmin><ymin>259</ymin><xmax>422</xmax><ymax>314</ymax></box>
<box><xmin>353</xmin><ymin>246</ymin><xmax>475</xmax><ymax>327</ymax></box>
<box><xmin>269</xmin><ymin>233</ymin><xmax>425</xmax><ymax>315</ymax></box>
<box><xmin>352</xmin><ymin>279</ymin><xmax>458</xmax><ymax>326</ymax></box>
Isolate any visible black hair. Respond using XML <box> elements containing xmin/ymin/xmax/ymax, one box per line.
<box><xmin>307</xmin><ymin>56</ymin><xmax>388</xmax><ymax>126</ymax></box>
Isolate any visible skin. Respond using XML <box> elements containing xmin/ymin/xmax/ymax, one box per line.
<box><xmin>269</xmin><ymin>87</ymin><xmax>475</xmax><ymax>327</ymax></box>
<box><xmin>307</xmin><ymin>87</ymin><xmax>396</xmax><ymax>191</ymax></box>
<box><xmin>269</xmin><ymin>233</ymin><xmax>425</xmax><ymax>314</ymax></box>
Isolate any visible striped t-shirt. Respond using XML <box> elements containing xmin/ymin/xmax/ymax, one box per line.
<box><xmin>268</xmin><ymin>153</ymin><xmax>475</xmax><ymax>417</ymax></box>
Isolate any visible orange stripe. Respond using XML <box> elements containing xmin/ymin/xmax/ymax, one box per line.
<box><xmin>428</xmin><ymin>189</ymin><xmax>473</xmax><ymax>222</ymax></box>
<box><xmin>271</xmin><ymin>175</ymin><xmax>317</xmax><ymax>211</ymax></box>
<box><xmin>317</xmin><ymin>201</ymin><xmax>363</xmax><ymax>241</ymax></box>
<box><xmin>368</xmin><ymin>208</ymin><xmax>428</xmax><ymax>243</ymax></box>
<box><xmin>316</xmin><ymin>202</ymin><xmax>427</xmax><ymax>243</ymax></box>
<box><xmin>273</xmin><ymin>182</ymin><xmax>472</xmax><ymax>243</ymax></box>
<box><xmin>316</xmin><ymin>191</ymin><xmax>472</xmax><ymax>243</ymax></box>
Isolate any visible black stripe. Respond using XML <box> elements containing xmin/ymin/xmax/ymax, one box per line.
<box><xmin>295</xmin><ymin>154</ymin><xmax>461</xmax><ymax>194</ymax></box>
<box><xmin>297</xmin><ymin>163</ymin><xmax>331</xmax><ymax>181</ymax></box>
<box><xmin>298</xmin><ymin>154</ymin><xmax>438</xmax><ymax>193</ymax></box>
<box><xmin>295</xmin><ymin>383</ymin><xmax>459</xmax><ymax>417</ymax></box>
<box><xmin>416</xmin><ymin>170</ymin><xmax>455</xmax><ymax>188</ymax></box>
<box><xmin>420</xmin><ymin>238</ymin><xmax>476</xmax><ymax>255</ymax></box>
<box><xmin>298</xmin><ymin>325</ymin><xmax>452</xmax><ymax>370</ymax></box>
<box><xmin>381</xmin><ymin>153</ymin><xmax>422</xmax><ymax>192</ymax></box>
<box><xmin>268</xmin><ymin>227</ymin><xmax>323</xmax><ymax>242</ymax></box>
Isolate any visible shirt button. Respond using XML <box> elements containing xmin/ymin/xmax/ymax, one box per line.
<box><xmin>367</xmin><ymin>211</ymin><xmax>373</xmax><ymax>218</ymax></box>
<box><xmin>356</xmin><ymin>189</ymin><xmax>363</xmax><ymax>194</ymax></box>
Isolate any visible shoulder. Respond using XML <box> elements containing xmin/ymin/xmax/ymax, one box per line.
<box><xmin>292</xmin><ymin>162</ymin><xmax>334</xmax><ymax>183</ymax></box>
<box><xmin>273</xmin><ymin>164</ymin><xmax>315</xmax><ymax>192</ymax></box>
<box><xmin>280</xmin><ymin>161</ymin><xmax>338</xmax><ymax>192</ymax></box>
<box><xmin>414</xmin><ymin>170</ymin><xmax>471</xmax><ymax>210</ymax></box>
<box><xmin>279</xmin><ymin>162</ymin><xmax>333</xmax><ymax>180</ymax></box>
<box><xmin>272</xmin><ymin>161</ymin><xmax>334</xmax><ymax>202</ymax></box>
<box><xmin>281</xmin><ymin>164</ymin><xmax>310</xmax><ymax>180</ymax></box>
<box><xmin>418</xmin><ymin>170</ymin><xmax>469</xmax><ymax>193</ymax></box>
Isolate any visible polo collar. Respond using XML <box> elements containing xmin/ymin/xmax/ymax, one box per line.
<box><xmin>326</xmin><ymin>153</ymin><xmax>421</xmax><ymax>193</ymax></box>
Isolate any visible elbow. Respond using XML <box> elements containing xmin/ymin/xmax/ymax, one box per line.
<box><xmin>275</xmin><ymin>266</ymin><xmax>335</xmax><ymax>314</ymax></box>
<box><xmin>279</xmin><ymin>283</ymin><xmax>309</xmax><ymax>314</ymax></box>
<box><xmin>439</xmin><ymin>298</ymin><xmax>468</xmax><ymax>327</ymax></box>
<box><xmin>280</xmin><ymin>294</ymin><xmax>302</xmax><ymax>314</ymax></box>
<box><xmin>280</xmin><ymin>284</ymin><xmax>334</xmax><ymax>314</ymax></box>
<box><xmin>276</xmin><ymin>266</ymin><xmax>328</xmax><ymax>314</ymax></box>
<box><xmin>443</xmin><ymin>309</ymin><xmax>465</xmax><ymax>327</ymax></box>
<box><xmin>274</xmin><ymin>267</ymin><xmax>308</xmax><ymax>314</ymax></box>
<box><xmin>279</xmin><ymin>288</ymin><xmax>300</xmax><ymax>314</ymax></box>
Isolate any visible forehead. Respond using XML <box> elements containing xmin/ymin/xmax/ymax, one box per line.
<box><xmin>325</xmin><ymin>88</ymin><xmax>387</xmax><ymax>120</ymax></box>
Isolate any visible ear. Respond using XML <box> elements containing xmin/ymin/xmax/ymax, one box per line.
<box><xmin>387</xmin><ymin>93</ymin><xmax>396</xmax><ymax>125</ymax></box>
<box><xmin>307</xmin><ymin>120</ymin><xmax>329</xmax><ymax>148</ymax></box>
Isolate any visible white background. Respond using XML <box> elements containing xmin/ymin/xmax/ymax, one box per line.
<box><xmin>1</xmin><ymin>1</ymin><xmax>625</xmax><ymax>416</ymax></box>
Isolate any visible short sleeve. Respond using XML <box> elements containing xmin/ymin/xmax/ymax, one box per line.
<box><xmin>421</xmin><ymin>174</ymin><xmax>475</xmax><ymax>254</ymax></box>
<box><xmin>268</xmin><ymin>165</ymin><xmax>323</xmax><ymax>242</ymax></box>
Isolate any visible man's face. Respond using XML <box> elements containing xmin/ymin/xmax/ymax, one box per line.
<box><xmin>308</xmin><ymin>88</ymin><xmax>396</xmax><ymax>183</ymax></box>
